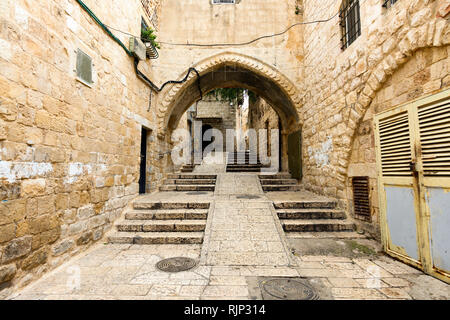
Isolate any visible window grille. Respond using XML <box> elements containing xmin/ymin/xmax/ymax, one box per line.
<box><xmin>141</xmin><ymin>0</ymin><xmax>152</xmax><ymax>19</ymax></box>
<box><xmin>382</xmin><ymin>0</ymin><xmax>398</xmax><ymax>9</ymax></box>
<box><xmin>352</xmin><ymin>176</ymin><xmax>371</xmax><ymax>221</ymax></box>
<box><xmin>339</xmin><ymin>0</ymin><xmax>361</xmax><ymax>50</ymax></box>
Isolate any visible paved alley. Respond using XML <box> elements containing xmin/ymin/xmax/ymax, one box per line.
<box><xmin>7</xmin><ymin>173</ymin><xmax>449</xmax><ymax>300</ymax></box>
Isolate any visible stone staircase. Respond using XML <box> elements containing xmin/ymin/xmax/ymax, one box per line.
<box><xmin>159</xmin><ymin>173</ymin><xmax>217</xmax><ymax>192</ymax></box>
<box><xmin>273</xmin><ymin>199</ymin><xmax>357</xmax><ymax>239</ymax></box>
<box><xmin>226</xmin><ymin>151</ymin><xmax>270</xmax><ymax>172</ymax></box>
<box><xmin>108</xmin><ymin>200</ymin><xmax>210</xmax><ymax>244</ymax></box>
<box><xmin>259</xmin><ymin>173</ymin><xmax>302</xmax><ymax>192</ymax></box>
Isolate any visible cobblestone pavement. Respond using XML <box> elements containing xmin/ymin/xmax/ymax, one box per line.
<box><xmin>205</xmin><ymin>174</ymin><xmax>292</xmax><ymax>267</ymax></box>
<box><xmin>8</xmin><ymin>173</ymin><xmax>450</xmax><ymax>300</ymax></box>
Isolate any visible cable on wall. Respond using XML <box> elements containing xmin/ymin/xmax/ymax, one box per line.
<box><xmin>75</xmin><ymin>0</ymin><xmax>203</xmax><ymax>100</ymax></box>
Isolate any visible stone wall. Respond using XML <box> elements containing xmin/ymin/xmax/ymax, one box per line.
<box><xmin>196</xmin><ymin>98</ymin><xmax>237</xmax><ymax>149</ymax></box>
<box><xmin>347</xmin><ymin>45</ymin><xmax>450</xmax><ymax>238</ymax></box>
<box><xmin>300</xmin><ymin>0</ymin><xmax>449</xmax><ymax>221</ymax></box>
<box><xmin>1</xmin><ymin>0</ymin><xmax>449</xmax><ymax>297</ymax></box>
<box><xmin>152</xmin><ymin>0</ymin><xmax>304</xmax><ymax>96</ymax></box>
<box><xmin>0</xmin><ymin>0</ymin><xmax>160</xmax><ymax>296</ymax></box>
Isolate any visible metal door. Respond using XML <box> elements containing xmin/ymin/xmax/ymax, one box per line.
<box><xmin>374</xmin><ymin>89</ymin><xmax>450</xmax><ymax>283</ymax></box>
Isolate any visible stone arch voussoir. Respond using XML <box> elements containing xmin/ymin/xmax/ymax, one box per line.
<box><xmin>155</xmin><ymin>52</ymin><xmax>303</xmax><ymax>136</ymax></box>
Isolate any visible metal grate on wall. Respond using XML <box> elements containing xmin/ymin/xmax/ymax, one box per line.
<box><xmin>352</xmin><ymin>176</ymin><xmax>371</xmax><ymax>221</ymax></box>
<box><xmin>339</xmin><ymin>0</ymin><xmax>361</xmax><ymax>50</ymax></box>
<box><xmin>382</xmin><ymin>0</ymin><xmax>398</xmax><ymax>9</ymax></box>
<box><xmin>141</xmin><ymin>0</ymin><xmax>152</xmax><ymax>19</ymax></box>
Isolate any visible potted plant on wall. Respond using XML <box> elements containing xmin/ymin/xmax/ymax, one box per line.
<box><xmin>141</xmin><ymin>27</ymin><xmax>160</xmax><ymax>59</ymax></box>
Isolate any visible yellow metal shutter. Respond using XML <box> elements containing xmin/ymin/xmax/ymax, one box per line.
<box><xmin>418</xmin><ymin>100</ymin><xmax>450</xmax><ymax>176</ymax></box>
<box><xmin>378</xmin><ymin>111</ymin><xmax>412</xmax><ymax>176</ymax></box>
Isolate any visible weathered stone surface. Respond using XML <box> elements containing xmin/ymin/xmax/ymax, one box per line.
<box><xmin>76</xmin><ymin>231</ymin><xmax>93</xmax><ymax>246</ymax></box>
<box><xmin>1</xmin><ymin>236</ymin><xmax>32</xmax><ymax>263</ymax></box>
<box><xmin>0</xmin><ymin>224</ymin><xmax>16</xmax><ymax>244</ymax></box>
<box><xmin>52</xmin><ymin>239</ymin><xmax>74</xmax><ymax>256</ymax></box>
<box><xmin>0</xmin><ymin>0</ymin><xmax>449</xmax><ymax>298</ymax></box>
<box><xmin>20</xmin><ymin>179</ymin><xmax>46</xmax><ymax>197</ymax></box>
<box><xmin>0</xmin><ymin>264</ymin><xmax>17</xmax><ymax>284</ymax></box>
<box><xmin>20</xmin><ymin>248</ymin><xmax>48</xmax><ymax>271</ymax></box>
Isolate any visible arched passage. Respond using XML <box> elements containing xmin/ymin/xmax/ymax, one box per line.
<box><xmin>156</xmin><ymin>52</ymin><xmax>303</xmax><ymax>173</ymax></box>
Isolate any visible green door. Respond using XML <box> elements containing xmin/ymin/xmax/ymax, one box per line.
<box><xmin>288</xmin><ymin>130</ymin><xmax>302</xmax><ymax>180</ymax></box>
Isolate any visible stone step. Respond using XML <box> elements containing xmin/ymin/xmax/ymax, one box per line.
<box><xmin>273</xmin><ymin>201</ymin><xmax>337</xmax><ymax>210</ymax></box>
<box><xmin>259</xmin><ymin>173</ymin><xmax>292</xmax><ymax>179</ymax></box>
<box><xmin>167</xmin><ymin>174</ymin><xmax>217</xmax><ymax>179</ymax></box>
<box><xmin>262</xmin><ymin>185</ymin><xmax>302</xmax><ymax>192</ymax></box>
<box><xmin>226</xmin><ymin>167</ymin><xmax>264</xmax><ymax>172</ymax></box>
<box><xmin>165</xmin><ymin>179</ymin><xmax>216</xmax><ymax>185</ymax></box>
<box><xmin>125</xmin><ymin>209</ymin><xmax>208</xmax><ymax>220</ymax></box>
<box><xmin>282</xmin><ymin>219</ymin><xmax>356</xmax><ymax>232</ymax></box>
<box><xmin>160</xmin><ymin>185</ymin><xmax>215</xmax><ymax>192</ymax></box>
<box><xmin>259</xmin><ymin>179</ymin><xmax>297</xmax><ymax>185</ymax></box>
<box><xmin>286</xmin><ymin>232</ymin><xmax>366</xmax><ymax>239</ymax></box>
<box><xmin>116</xmin><ymin>220</ymin><xmax>206</xmax><ymax>232</ymax></box>
<box><xmin>133</xmin><ymin>202</ymin><xmax>210</xmax><ymax>210</ymax></box>
<box><xmin>227</xmin><ymin>162</ymin><xmax>263</xmax><ymax>165</ymax></box>
<box><xmin>181</xmin><ymin>168</ymin><xmax>194</xmax><ymax>172</ymax></box>
<box><xmin>108</xmin><ymin>232</ymin><xmax>204</xmax><ymax>244</ymax></box>
<box><xmin>226</xmin><ymin>164</ymin><xmax>265</xmax><ymax>167</ymax></box>
<box><xmin>277</xmin><ymin>209</ymin><xmax>346</xmax><ymax>220</ymax></box>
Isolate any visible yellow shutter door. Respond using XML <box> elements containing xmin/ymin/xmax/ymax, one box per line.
<box><xmin>375</xmin><ymin>89</ymin><xmax>450</xmax><ymax>284</ymax></box>
<box><xmin>415</xmin><ymin>91</ymin><xmax>450</xmax><ymax>283</ymax></box>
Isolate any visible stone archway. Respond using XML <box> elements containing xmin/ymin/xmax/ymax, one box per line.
<box><xmin>155</xmin><ymin>52</ymin><xmax>304</xmax><ymax>172</ymax></box>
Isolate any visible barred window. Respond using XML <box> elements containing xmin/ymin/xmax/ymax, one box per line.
<box><xmin>141</xmin><ymin>0</ymin><xmax>152</xmax><ymax>19</ymax></box>
<box><xmin>141</xmin><ymin>0</ymin><xmax>158</xmax><ymax>30</ymax></box>
<box><xmin>382</xmin><ymin>0</ymin><xmax>398</xmax><ymax>9</ymax></box>
<box><xmin>340</xmin><ymin>0</ymin><xmax>361</xmax><ymax>50</ymax></box>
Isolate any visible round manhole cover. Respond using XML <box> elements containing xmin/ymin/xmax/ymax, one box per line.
<box><xmin>156</xmin><ymin>257</ymin><xmax>197</xmax><ymax>273</ymax></box>
<box><xmin>260</xmin><ymin>279</ymin><xmax>319</xmax><ymax>300</ymax></box>
<box><xmin>237</xmin><ymin>195</ymin><xmax>261</xmax><ymax>200</ymax></box>
<box><xmin>185</xmin><ymin>191</ymin><xmax>208</xmax><ymax>195</ymax></box>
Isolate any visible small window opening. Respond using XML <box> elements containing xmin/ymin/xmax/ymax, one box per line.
<box><xmin>339</xmin><ymin>0</ymin><xmax>361</xmax><ymax>50</ymax></box>
<box><xmin>76</xmin><ymin>49</ymin><xmax>93</xmax><ymax>86</ymax></box>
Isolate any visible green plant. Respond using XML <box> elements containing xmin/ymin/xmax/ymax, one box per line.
<box><xmin>141</xmin><ymin>27</ymin><xmax>160</xmax><ymax>49</ymax></box>
<box><xmin>295</xmin><ymin>6</ymin><xmax>300</xmax><ymax>15</ymax></box>
<box><xmin>206</xmin><ymin>88</ymin><xmax>257</xmax><ymax>105</ymax></box>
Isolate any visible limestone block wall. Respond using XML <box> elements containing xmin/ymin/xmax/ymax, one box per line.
<box><xmin>151</xmin><ymin>0</ymin><xmax>304</xmax><ymax>95</ymax></box>
<box><xmin>196</xmin><ymin>98</ymin><xmax>237</xmax><ymax>145</ymax></box>
<box><xmin>300</xmin><ymin>0</ymin><xmax>449</xmax><ymax>207</ymax></box>
<box><xmin>0</xmin><ymin>0</ymin><xmax>160</xmax><ymax>296</ymax></box>
<box><xmin>347</xmin><ymin>45</ymin><xmax>450</xmax><ymax>238</ymax></box>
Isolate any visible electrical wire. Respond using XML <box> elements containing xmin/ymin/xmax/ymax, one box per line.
<box><xmin>75</xmin><ymin>0</ymin><xmax>203</xmax><ymax>99</ymax></box>
<box><xmin>104</xmin><ymin>12</ymin><xmax>341</xmax><ymax>48</ymax></box>
<box><xmin>75</xmin><ymin>0</ymin><xmax>133</xmax><ymax>57</ymax></box>
<box><xmin>159</xmin><ymin>14</ymin><xmax>340</xmax><ymax>47</ymax></box>
<box><xmin>75</xmin><ymin>0</ymin><xmax>369</xmax><ymax>100</ymax></box>
<box><xmin>134</xmin><ymin>58</ymin><xmax>203</xmax><ymax>100</ymax></box>
<box><xmin>102</xmin><ymin>0</ymin><xmax>370</xmax><ymax>49</ymax></box>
